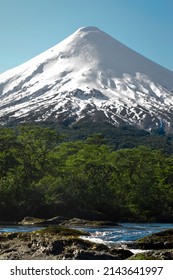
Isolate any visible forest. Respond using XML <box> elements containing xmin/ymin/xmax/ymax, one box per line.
<box><xmin>0</xmin><ymin>123</ymin><xmax>173</xmax><ymax>222</ymax></box>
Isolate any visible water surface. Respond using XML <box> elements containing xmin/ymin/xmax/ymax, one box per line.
<box><xmin>1</xmin><ymin>223</ymin><xmax>172</xmax><ymax>245</ymax></box>
<box><xmin>0</xmin><ymin>225</ymin><xmax>44</xmax><ymax>233</ymax></box>
<box><xmin>76</xmin><ymin>223</ymin><xmax>173</xmax><ymax>245</ymax></box>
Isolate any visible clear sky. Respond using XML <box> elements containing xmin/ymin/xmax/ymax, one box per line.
<box><xmin>0</xmin><ymin>0</ymin><xmax>173</xmax><ymax>74</ymax></box>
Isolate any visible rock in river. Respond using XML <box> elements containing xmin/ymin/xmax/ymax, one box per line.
<box><xmin>0</xmin><ymin>226</ymin><xmax>132</xmax><ymax>260</ymax></box>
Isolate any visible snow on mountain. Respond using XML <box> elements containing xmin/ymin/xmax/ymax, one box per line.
<box><xmin>0</xmin><ymin>26</ymin><xmax>173</xmax><ymax>132</ymax></box>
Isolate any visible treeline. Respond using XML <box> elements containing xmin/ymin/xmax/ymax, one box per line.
<box><xmin>39</xmin><ymin>121</ymin><xmax>173</xmax><ymax>153</ymax></box>
<box><xmin>0</xmin><ymin>125</ymin><xmax>173</xmax><ymax>222</ymax></box>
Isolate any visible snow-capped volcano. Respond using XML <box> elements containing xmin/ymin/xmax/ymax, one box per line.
<box><xmin>0</xmin><ymin>26</ymin><xmax>173</xmax><ymax>131</ymax></box>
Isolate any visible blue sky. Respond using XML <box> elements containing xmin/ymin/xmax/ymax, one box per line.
<box><xmin>0</xmin><ymin>0</ymin><xmax>173</xmax><ymax>74</ymax></box>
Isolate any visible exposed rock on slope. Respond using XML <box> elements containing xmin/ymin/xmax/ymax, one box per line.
<box><xmin>0</xmin><ymin>26</ymin><xmax>173</xmax><ymax>131</ymax></box>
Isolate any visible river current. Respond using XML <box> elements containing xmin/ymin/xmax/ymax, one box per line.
<box><xmin>75</xmin><ymin>223</ymin><xmax>173</xmax><ymax>246</ymax></box>
<box><xmin>0</xmin><ymin>223</ymin><xmax>172</xmax><ymax>245</ymax></box>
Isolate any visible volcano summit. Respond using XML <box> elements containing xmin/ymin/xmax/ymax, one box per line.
<box><xmin>0</xmin><ymin>26</ymin><xmax>173</xmax><ymax>131</ymax></box>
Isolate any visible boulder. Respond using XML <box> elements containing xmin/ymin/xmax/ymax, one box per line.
<box><xmin>127</xmin><ymin>228</ymin><xmax>173</xmax><ymax>260</ymax></box>
<box><xmin>0</xmin><ymin>226</ymin><xmax>133</xmax><ymax>260</ymax></box>
<box><xmin>128</xmin><ymin>249</ymin><xmax>173</xmax><ymax>260</ymax></box>
<box><xmin>41</xmin><ymin>216</ymin><xmax>69</xmax><ymax>225</ymax></box>
<box><xmin>135</xmin><ymin>229</ymin><xmax>173</xmax><ymax>250</ymax></box>
<box><xmin>18</xmin><ymin>217</ymin><xmax>45</xmax><ymax>225</ymax></box>
<box><xmin>61</xmin><ymin>218</ymin><xmax>120</xmax><ymax>226</ymax></box>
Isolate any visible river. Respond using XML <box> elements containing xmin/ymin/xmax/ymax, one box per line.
<box><xmin>0</xmin><ymin>223</ymin><xmax>173</xmax><ymax>246</ymax></box>
<box><xmin>0</xmin><ymin>225</ymin><xmax>44</xmax><ymax>233</ymax></box>
<box><xmin>74</xmin><ymin>223</ymin><xmax>173</xmax><ymax>246</ymax></box>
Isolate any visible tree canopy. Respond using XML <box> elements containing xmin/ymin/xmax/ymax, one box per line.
<box><xmin>0</xmin><ymin>124</ymin><xmax>173</xmax><ymax>222</ymax></box>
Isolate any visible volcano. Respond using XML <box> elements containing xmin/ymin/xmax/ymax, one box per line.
<box><xmin>0</xmin><ymin>26</ymin><xmax>173</xmax><ymax>132</ymax></box>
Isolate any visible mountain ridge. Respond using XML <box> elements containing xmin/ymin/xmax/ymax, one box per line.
<box><xmin>0</xmin><ymin>26</ymin><xmax>173</xmax><ymax>132</ymax></box>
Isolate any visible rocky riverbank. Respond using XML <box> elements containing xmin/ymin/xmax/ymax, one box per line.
<box><xmin>0</xmin><ymin>226</ymin><xmax>132</xmax><ymax>260</ymax></box>
<box><xmin>128</xmin><ymin>229</ymin><xmax>173</xmax><ymax>260</ymax></box>
<box><xmin>0</xmin><ymin>217</ymin><xmax>173</xmax><ymax>260</ymax></box>
<box><xmin>18</xmin><ymin>216</ymin><xmax>120</xmax><ymax>226</ymax></box>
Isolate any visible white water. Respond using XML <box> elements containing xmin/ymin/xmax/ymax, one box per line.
<box><xmin>1</xmin><ymin>223</ymin><xmax>172</xmax><ymax>245</ymax></box>
<box><xmin>76</xmin><ymin>223</ymin><xmax>173</xmax><ymax>246</ymax></box>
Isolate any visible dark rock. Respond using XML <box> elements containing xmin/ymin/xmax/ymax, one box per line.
<box><xmin>61</xmin><ymin>218</ymin><xmax>120</xmax><ymax>226</ymax></box>
<box><xmin>37</xmin><ymin>226</ymin><xmax>89</xmax><ymax>237</ymax></box>
<box><xmin>18</xmin><ymin>217</ymin><xmax>45</xmax><ymax>225</ymax></box>
<box><xmin>41</xmin><ymin>216</ymin><xmax>69</xmax><ymax>225</ymax></box>
<box><xmin>129</xmin><ymin>250</ymin><xmax>173</xmax><ymax>260</ymax></box>
<box><xmin>48</xmin><ymin>240</ymin><xmax>65</xmax><ymax>255</ymax></box>
<box><xmin>136</xmin><ymin>229</ymin><xmax>173</xmax><ymax>250</ymax></box>
<box><xmin>19</xmin><ymin>216</ymin><xmax>119</xmax><ymax>227</ymax></box>
<box><xmin>110</xmin><ymin>248</ymin><xmax>133</xmax><ymax>259</ymax></box>
<box><xmin>127</xmin><ymin>229</ymin><xmax>173</xmax><ymax>260</ymax></box>
<box><xmin>0</xmin><ymin>226</ymin><xmax>132</xmax><ymax>260</ymax></box>
<box><xmin>74</xmin><ymin>250</ymin><xmax>119</xmax><ymax>260</ymax></box>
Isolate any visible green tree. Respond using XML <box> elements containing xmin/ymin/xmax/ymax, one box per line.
<box><xmin>16</xmin><ymin>125</ymin><xmax>60</xmax><ymax>183</ymax></box>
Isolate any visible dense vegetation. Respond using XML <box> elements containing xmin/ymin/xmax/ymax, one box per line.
<box><xmin>0</xmin><ymin>124</ymin><xmax>173</xmax><ymax>222</ymax></box>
